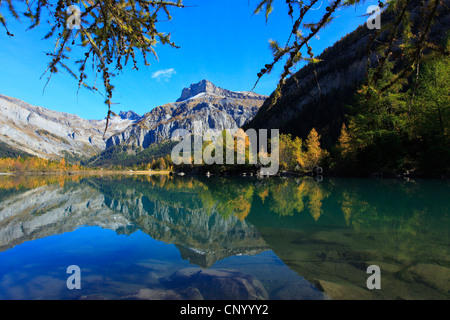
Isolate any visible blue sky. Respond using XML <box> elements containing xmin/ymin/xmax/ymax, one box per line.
<box><xmin>0</xmin><ymin>0</ymin><xmax>375</xmax><ymax>120</ymax></box>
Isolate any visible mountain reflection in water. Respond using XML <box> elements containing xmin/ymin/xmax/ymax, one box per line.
<box><xmin>0</xmin><ymin>174</ymin><xmax>448</xmax><ymax>300</ymax></box>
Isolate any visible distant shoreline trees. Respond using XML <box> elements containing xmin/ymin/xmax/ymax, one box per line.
<box><xmin>169</xmin><ymin>127</ymin><xmax>328</xmax><ymax>175</ymax></box>
<box><xmin>0</xmin><ymin>156</ymin><xmax>81</xmax><ymax>173</ymax></box>
<box><xmin>277</xmin><ymin>129</ymin><xmax>327</xmax><ymax>173</ymax></box>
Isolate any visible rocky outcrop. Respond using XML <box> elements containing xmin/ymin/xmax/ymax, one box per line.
<box><xmin>0</xmin><ymin>94</ymin><xmax>137</xmax><ymax>159</ymax></box>
<box><xmin>106</xmin><ymin>80</ymin><xmax>267</xmax><ymax>149</ymax></box>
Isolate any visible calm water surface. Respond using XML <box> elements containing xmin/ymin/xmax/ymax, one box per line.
<box><xmin>0</xmin><ymin>174</ymin><xmax>448</xmax><ymax>300</ymax></box>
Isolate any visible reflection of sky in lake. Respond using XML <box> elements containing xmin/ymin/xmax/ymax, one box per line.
<box><xmin>0</xmin><ymin>226</ymin><xmax>325</xmax><ymax>300</ymax></box>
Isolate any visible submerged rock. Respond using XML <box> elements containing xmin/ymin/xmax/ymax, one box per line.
<box><xmin>163</xmin><ymin>268</ymin><xmax>269</xmax><ymax>300</ymax></box>
<box><xmin>402</xmin><ymin>263</ymin><xmax>450</xmax><ymax>293</ymax></box>
<box><xmin>123</xmin><ymin>287</ymin><xmax>204</xmax><ymax>300</ymax></box>
<box><xmin>311</xmin><ymin>279</ymin><xmax>373</xmax><ymax>300</ymax></box>
<box><xmin>272</xmin><ymin>279</ymin><xmax>328</xmax><ymax>300</ymax></box>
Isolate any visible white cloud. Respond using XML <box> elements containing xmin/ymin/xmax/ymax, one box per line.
<box><xmin>151</xmin><ymin>68</ymin><xmax>176</xmax><ymax>81</ymax></box>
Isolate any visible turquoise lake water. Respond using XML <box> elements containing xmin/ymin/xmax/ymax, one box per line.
<box><xmin>0</xmin><ymin>174</ymin><xmax>448</xmax><ymax>299</ymax></box>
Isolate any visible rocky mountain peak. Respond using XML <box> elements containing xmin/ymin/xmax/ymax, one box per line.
<box><xmin>176</xmin><ymin>79</ymin><xmax>267</xmax><ymax>103</ymax></box>
<box><xmin>118</xmin><ymin>110</ymin><xmax>142</xmax><ymax>121</ymax></box>
<box><xmin>176</xmin><ymin>79</ymin><xmax>221</xmax><ymax>102</ymax></box>
<box><xmin>106</xmin><ymin>80</ymin><xmax>267</xmax><ymax>150</ymax></box>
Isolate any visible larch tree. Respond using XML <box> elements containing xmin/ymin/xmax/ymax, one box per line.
<box><xmin>304</xmin><ymin>128</ymin><xmax>326</xmax><ymax>170</ymax></box>
<box><xmin>292</xmin><ymin>136</ymin><xmax>304</xmax><ymax>169</ymax></box>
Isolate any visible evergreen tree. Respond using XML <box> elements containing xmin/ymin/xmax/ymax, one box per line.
<box><xmin>279</xmin><ymin>134</ymin><xmax>294</xmax><ymax>171</ymax></box>
<box><xmin>344</xmin><ymin>58</ymin><xmax>409</xmax><ymax>174</ymax></box>
<box><xmin>329</xmin><ymin>42</ymin><xmax>449</xmax><ymax>177</ymax></box>
<box><xmin>278</xmin><ymin>134</ymin><xmax>305</xmax><ymax>171</ymax></box>
<box><xmin>164</xmin><ymin>154</ymin><xmax>172</xmax><ymax>170</ymax></box>
<box><xmin>409</xmin><ymin>50</ymin><xmax>450</xmax><ymax>175</ymax></box>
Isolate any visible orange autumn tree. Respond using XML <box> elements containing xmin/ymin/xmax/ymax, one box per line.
<box><xmin>303</xmin><ymin>128</ymin><xmax>327</xmax><ymax>171</ymax></box>
<box><xmin>58</xmin><ymin>158</ymin><xmax>66</xmax><ymax>171</ymax></box>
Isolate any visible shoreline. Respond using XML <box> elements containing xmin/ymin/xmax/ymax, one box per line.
<box><xmin>0</xmin><ymin>170</ymin><xmax>447</xmax><ymax>180</ymax></box>
<box><xmin>0</xmin><ymin>170</ymin><xmax>172</xmax><ymax>176</ymax></box>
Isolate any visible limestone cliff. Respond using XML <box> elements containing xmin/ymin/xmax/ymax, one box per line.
<box><xmin>106</xmin><ymin>80</ymin><xmax>267</xmax><ymax>149</ymax></box>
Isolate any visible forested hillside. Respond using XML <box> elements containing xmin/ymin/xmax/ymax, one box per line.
<box><xmin>245</xmin><ymin>1</ymin><xmax>449</xmax><ymax>147</ymax></box>
<box><xmin>245</xmin><ymin>0</ymin><xmax>449</xmax><ymax>177</ymax></box>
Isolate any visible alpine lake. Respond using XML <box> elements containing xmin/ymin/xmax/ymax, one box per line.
<box><xmin>0</xmin><ymin>173</ymin><xmax>448</xmax><ymax>300</ymax></box>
